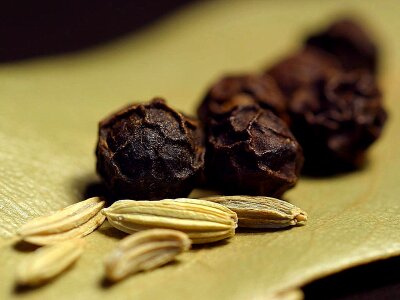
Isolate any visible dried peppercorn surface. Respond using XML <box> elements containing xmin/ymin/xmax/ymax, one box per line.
<box><xmin>198</xmin><ymin>74</ymin><xmax>289</xmax><ymax>124</ymax></box>
<box><xmin>289</xmin><ymin>70</ymin><xmax>387</xmax><ymax>172</ymax></box>
<box><xmin>96</xmin><ymin>98</ymin><xmax>205</xmax><ymax>200</ymax></box>
<box><xmin>267</xmin><ymin>47</ymin><xmax>342</xmax><ymax>98</ymax></box>
<box><xmin>202</xmin><ymin>104</ymin><xmax>303</xmax><ymax>197</ymax></box>
<box><xmin>267</xmin><ymin>46</ymin><xmax>387</xmax><ymax>173</ymax></box>
<box><xmin>305</xmin><ymin>18</ymin><xmax>378</xmax><ymax>73</ymax></box>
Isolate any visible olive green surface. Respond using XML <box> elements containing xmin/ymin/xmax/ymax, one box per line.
<box><xmin>1</xmin><ymin>0</ymin><xmax>400</xmax><ymax>299</ymax></box>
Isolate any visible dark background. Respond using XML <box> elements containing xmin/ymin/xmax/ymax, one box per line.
<box><xmin>303</xmin><ymin>256</ymin><xmax>400</xmax><ymax>299</ymax></box>
<box><xmin>0</xmin><ymin>0</ymin><xmax>191</xmax><ymax>62</ymax></box>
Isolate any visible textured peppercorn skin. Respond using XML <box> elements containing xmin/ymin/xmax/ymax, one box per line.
<box><xmin>305</xmin><ymin>19</ymin><xmax>378</xmax><ymax>73</ymax></box>
<box><xmin>200</xmin><ymin>103</ymin><xmax>303</xmax><ymax>197</ymax></box>
<box><xmin>267</xmin><ymin>48</ymin><xmax>387</xmax><ymax>172</ymax></box>
<box><xmin>267</xmin><ymin>47</ymin><xmax>341</xmax><ymax>98</ymax></box>
<box><xmin>96</xmin><ymin>98</ymin><xmax>205</xmax><ymax>200</ymax></box>
<box><xmin>289</xmin><ymin>71</ymin><xmax>387</xmax><ymax>172</ymax></box>
<box><xmin>198</xmin><ymin>74</ymin><xmax>289</xmax><ymax>124</ymax></box>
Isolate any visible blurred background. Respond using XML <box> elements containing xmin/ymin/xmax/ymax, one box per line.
<box><xmin>0</xmin><ymin>0</ymin><xmax>192</xmax><ymax>62</ymax></box>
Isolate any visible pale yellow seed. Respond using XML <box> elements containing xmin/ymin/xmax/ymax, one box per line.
<box><xmin>201</xmin><ymin>195</ymin><xmax>308</xmax><ymax>228</ymax></box>
<box><xmin>169</xmin><ymin>198</ymin><xmax>238</xmax><ymax>223</ymax></box>
<box><xmin>18</xmin><ymin>197</ymin><xmax>106</xmax><ymax>245</ymax></box>
<box><xmin>16</xmin><ymin>239</ymin><xmax>85</xmax><ymax>286</ymax></box>
<box><xmin>105</xmin><ymin>229</ymin><xmax>191</xmax><ymax>282</ymax></box>
<box><xmin>102</xmin><ymin>198</ymin><xmax>237</xmax><ymax>244</ymax></box>
<box><xmin>23</xmin><ymin>212</ymin><xmax>106</xmax><ymax>245</ymax></box>
<box><xmin>18</xmin><ymin>197</ymin><xmax>104</xmax><ymax>236</ymax></box>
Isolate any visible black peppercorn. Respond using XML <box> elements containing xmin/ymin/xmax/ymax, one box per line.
<box><xmin>96</xmin><ymin>98</ymin><xmax>205</xmax><ymax>200</ymax></box>
<box><xmin>267</xmin><ymin>47</ymin><xmax>342</xmax><ymax>98</ymax></box>
<box><xmin>198</xmin><ymin>74</ymin><xmax>290</xmax><ymax>124</ymax></box>
<box><xmin>289</xmin><ymin>70</ymin><xmax>387</xmax><ymax>172</ymax></box>
<box><xmin>198</xmin><ymin>90</ymin><xmax>303</xmax><ymax>197</ymax></box>
<box><xmin>267</xmin><ymin>47</ymin><xmax>387</xmax><ymax>172</ymax></box>
<box><xmin>305</xmin><ymin>18</ymin><xmax>378</xmax><ymax>73</ymax></box>
<box><xmin>267</xmin><ymin>18</ymin><xmax>387</xmax><ymax>173</ymax></box>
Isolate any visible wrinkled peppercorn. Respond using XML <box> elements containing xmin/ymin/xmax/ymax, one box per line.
<box><xmin>198</xmin><ymin>74</ymin><xmax>289</xmax><ymax>124</ymax></box>
<box><xmin>96</xmin><ymin>98</ymin><xmax>205</xmax><ymax>200</ymax></box>
<box><xmin>267</xmin><ymin>18</ymin><xmax>387</xmax><ymax>173</ymax></box>
<box><xmin>199</xmin><ymin>102</ymin><xmax>303</xmax><ymax>197</ymax></box>
<box><xmin>305</xmin><ymin>19</ymin><xmax>378</xmax><ymax>73</ymax></box>
<box><xmin>267</xmin><ymin>47</ymin><xmax>342</xmax><ymax>98</ymax></box>
<box><xmin>290</xmin><ymin>70</ymin><xmax>386</xmax><ymax>171</ymax></box>
<box><xmin>267</xmin><ymin>49</ymin><xmax>387</xmax><ymax>172</ymax></box>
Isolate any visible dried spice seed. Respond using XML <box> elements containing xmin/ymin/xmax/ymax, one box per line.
<box><xmin>202</xmin><ymin>195</ymin><xmax>307</xmax><ymax>228</ymax></box>
<box><xmin>22</xmin><ymin>212</ymin><xmax>106</xmax><ymax>245</ymax></box>
<box><xmin>266</xmin><ymin>47</ymin><xmax>341</xmax><ymax>99</ymax></box>
<box><xmin>267</xmin><ymin>47</ymin><xmax>387</xmax><ymax>172</ymax></box>
<box><xmin>105</xmin><ymin>229</ymin><xmax>191</xmax><ymax>282</ymax></box>
<box><xmin>18</xmin><ymin>197</ymin><xmax>104</xmax><ymax>236</ymax></box>
<box><xmin>198</xmin><ymin>101</ymin><xmax>303</xmax><ymax>197</ymax></box>
<box><xmin>16</xmin><ymin>239</ymin><xmax>85</xmax><ymax>286</ymax></box>
<box><xmin>96</xmin><ymin>98</ymin><xmax>205</xmax><ymax>200</ymax></box>
<box><xmin>198</xmin><ymin>74</ymin><xmax>289</xmax><ymax>124</ymax></box>
<box><xmin>305</xmin><ymin>18</ymin><xmax>378</xmax><ymax>73</ymax></box>
<box><xmin>198</xmin><ymin>75</ymin><xmax>303</xmax><ymax>196</ymax></box>
<box><xmin>163</xmin><ymin>198</ymin><xmax>238</xmax><ymax>223</ymax></box>
<box><xmin>290</xmin><ymin>70</ymin><xmax>386</xmax><ymax>170</ymax></box>
<box><xmin>18</xmin><ymin>197</ymin><xmax>106</xmax><ymax>245</ymax></box>
<box><xmin>102</xmin><ymin>199</ymin><xmax>237</xmax><ymax>244</ymax></box>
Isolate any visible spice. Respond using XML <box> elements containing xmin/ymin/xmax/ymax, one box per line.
<box><xmin>198</xmin><ymin>74</ymin><xmax>289</xmax><ymax>124</ymax></box>
<box><xmin>293</xmin><ymin>70</ymin><xmax>386</xmax><ymax>170</ymax></box>
<box><xmin>96</xmin><ymin>98</ymin><xmax>205</xmax><ymax>200</ymax></box>
<box><xmin>202</xmin><ymin>195</ymin><xmax>307</xmax><ymax>228</ymax></box>
<box><xmin>102</xmin><ymin>198</ymin><xmax>237</xmax><ymax>244</ymax></box>
<box><xmin>267</xmin><ymin>47</ymin><xmax>341</xmax><ymax>99</ymax></box>
<box><xmin>104</xmin><ymin>229</ymin><xmax>191</xmax><ymax>282</ymax></box>
<box><xmin>16</xmin><ymin>239</ymin><xmax>85</xmax><ymax>286</ymax></box>
<box><xmin>267</xmin><ymin>48</ymin><xmax>387</xmax><ymax>172</ymax></box>
<box><xmin>305</xmin><ymin>18</ymin><xmax>378</xmax><ymax>73</ymax></box>
<box><xmin>18</xmin><ymin>197</ymin><xmax>105</xmax><ymax>245</ymax></box>
<box><xmin>198</xmin><ymin>98</ymin><xmax>303</xmax><ymax>196</ymax></box>
<box><xmin>265</xmin><ymin>19</ymin><xmax>388</xmax><ymax>173</ymax></box>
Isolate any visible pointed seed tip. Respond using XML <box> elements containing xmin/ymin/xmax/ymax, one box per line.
<box><xmin>295</xmin><ymin>212</ymin><xmax>308</xmax><ymax>223</ymax></box>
